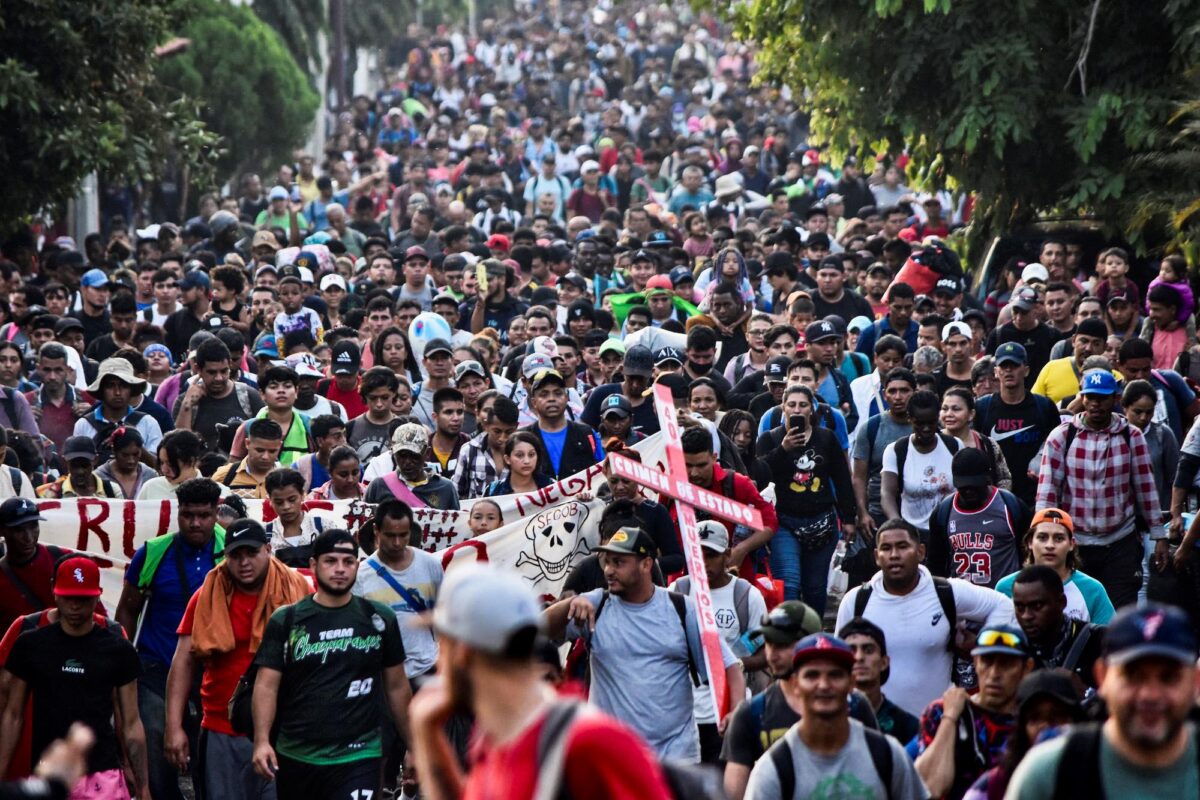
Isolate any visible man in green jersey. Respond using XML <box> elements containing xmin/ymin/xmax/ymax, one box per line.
<box><xmin>251</xmin><ymin>529</ymin><xmax>412</xmax><ymax>799</ymax></box>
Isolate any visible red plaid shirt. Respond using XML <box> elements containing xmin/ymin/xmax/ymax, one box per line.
<box><xmin>1036</xmin><ymin>414</ymin><xmax>1164</xmax><ymax>545</ymax></box>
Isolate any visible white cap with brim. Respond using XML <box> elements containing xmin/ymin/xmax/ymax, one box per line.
<box><xmin>432</xmin><ymin>562</ymin><xmax>543</xmax><ymax>654</ymax></box>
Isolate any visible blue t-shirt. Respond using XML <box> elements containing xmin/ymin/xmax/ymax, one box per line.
<box><xmin>817</xmin><ymin>371</ymin><xmax>841</xmax><ymax>409</ymax></box>
<box><xmin>541</xmin><ymin>426</ymin><xmax>568</xmax><ymax>475</ymax></box>
<box><xmin>124</xmin><ymin>535</ymin><xmax>220</xmax><ymax>665</ymax></box>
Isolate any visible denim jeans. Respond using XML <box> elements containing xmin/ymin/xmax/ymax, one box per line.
<box><xmin>770</xmin><ymin>513</ymin><xmax>839</xmax><ymax>616</ymax></box>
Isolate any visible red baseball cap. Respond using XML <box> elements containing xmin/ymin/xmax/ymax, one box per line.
<box><xmin>487</xmin><ymin>234</ymin><xmax>511</xmax><ymax>252</ymax></box>
<box><xmin>54</xmin><ymin>557</ymin><xmax>102</xmax><ymax>598</ymax></box>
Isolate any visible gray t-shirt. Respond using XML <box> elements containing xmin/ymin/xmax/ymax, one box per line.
<box><xmin>397</xmin><ymin>283</ymin><xmax>435</xmax><ymax>311</ymax></box>
<box><xmin>852</xmin><ymin>414</ymin><xmax>913</xmax><ymax>518</ymax></box>
<box><xmin>353</xmin><ymin>549</ymin><xmax>444</xmax><ymax>678</ymax></box>
<box><xmin>566</xmin><ymin>587</ymin><xmax>737</xmax><ymax>763</ymax></box>
<box><xmin>745</xmin><ymin>720</ymin><xmax>929</xmax><ymax>800</ymax></box>
<box><xmin>348</xmin><ymin>416</ymin><xmax>400</xmax><ymax>463</ymax></box>
<box><xmin>176</xmin><ymin>385</ymin><xmax>263</xmax><ymax>453</ymax></box>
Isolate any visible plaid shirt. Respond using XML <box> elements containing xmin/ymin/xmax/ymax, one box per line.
<box><xmin>1036</xmin><ymin>414</ymin><xmax>1164</xmax><ymax>545</ymax></box>
<box><xmin>451</xmin><ymin>431</ymin><xmax>501</xmax><ymax>501</ymax></box>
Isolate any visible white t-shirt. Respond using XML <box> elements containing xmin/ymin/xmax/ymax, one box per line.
<box><xmin>669</xmin><ymin>576</ymin><xmax>766</xmax><ymax>724</ymax></box>
<box><xmin>0</xmin><ymin>466</ymin><xmax>35</xmax><ymax>500</ymax></box>
<box><xmin>835</xmin><ymin>566</ymin><xmax>1016</xmax><ymax>717</ymax></box>
<box><xmin>353</xmin><ymin>549</ymin><xmax>444</xmax><ymax>678</ymax></box>
<box><xmin>881</xmin><ymin>435</ymin><xmax>956</xmax><ymax>528</ymax></box>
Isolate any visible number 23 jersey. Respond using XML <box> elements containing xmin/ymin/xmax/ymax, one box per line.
<box><xmin>254</xmin><ymin>595</ymin><xmax>406</xmax><ymax>765</ymax></box>
<box><xmin>944</xmin><ymin>489</ymin><xmax>1022</xmax><ymax>588</ymax></box>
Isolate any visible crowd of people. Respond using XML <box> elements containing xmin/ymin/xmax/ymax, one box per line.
<box><xmin>0</xmin><ymin>0</ymin><xmax>1197</xmax><ymax>798</ymax></box>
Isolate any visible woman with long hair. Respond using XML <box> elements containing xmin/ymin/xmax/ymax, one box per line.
<box><xmin>994</xmin><ymin>508</ymin><xmax>1116</xmax><ymax>624</ymax></box>
<box><xmin>97</xmin><ymin>426</ymin><xmax>157</xmax><ymax>500</ymax></box>
<box><xmin>371</xmin><ymin>326</ymin><xmax>420</xmax><ymax>383</ymax></box>
<box><xmin>137</xmin><ymin>429</ymin><xmax>207</xmax><ymax>500</ymax></box>
<box><xmin>308</xmin><ymin>445</ymin><xmax>366</xmax><ymax>501</ymax></box>
<box><xmin>486</xmin><ymin>431</ymin><xmax>553</xmax><ymax>496</ymax></box>
<box><xmin>718</xmin><ymin>409</ymin><xmax>770</xmax><ymax>490</ymax></box>
<box><xmin>939</xmin><ymin>387</ymin><xmax>1012</xmax><ymax>490</ymax></box>
<box><xmin>1120</xmin><ymin>379</ymin><xmax>1177</xmax><ymax>601</ymax></box>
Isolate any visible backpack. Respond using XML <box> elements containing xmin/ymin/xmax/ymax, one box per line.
<box><xmin>891</xmin><ymin>431</ymin><xmax>960</xmax><ymax>479</ymax></box>
<box><xmin>228</xmin><ymin>603</ymin><xmax>298</xmax><ymax>737</ymax></box>
<box><xmin>855</xmin><ymin>576</ymin><xmax>958</xmax><ymax>679</ymax></box>
<box><xmin>590</xmin><ymin>590</ymin><xmax>702</xmax><ymax>687</ymax></box>
<box><xmin>674</xmin><ymin>576</ymin><xmax>752</xmax><ymax>633</ymax></box>
<box><xmin>769</xmin><ymin>725</ymin><xmax>895</xmax><ymax>800</ymax></box>
<box><xmin>1051</xmin><ymin>722</ymin><xmax>1200</xmax><ymax>800</ymax></box>
<box><xmin>535</xmin><ymin>700</ymin><xmax>725</xmax><ymax>800</ymax></box>
<box><xmin>0</xmin><ymin>545</ymin><xmax>68</xmax><ymax>609</ymax></box>
<box><xmin>80</xmin><ymin>406</ymin><xmax>149</xmax><ymax>463</ymax></box>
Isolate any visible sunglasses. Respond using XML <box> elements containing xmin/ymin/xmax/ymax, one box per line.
<box><xmin>977</xmin><ymin>629</ymin><xmax>1024</xmax><ymax>649</ymax></box>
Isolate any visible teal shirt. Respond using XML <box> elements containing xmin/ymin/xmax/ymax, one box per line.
<box><xmin>1008</xmin><ymin>724</ymin><xmax>1199</xmax><ymax>800</ymax></box>
<box><xmin>995</xmin><ymin>568</ymin><xmax>1115</xmax><ymax>624</ymax></box>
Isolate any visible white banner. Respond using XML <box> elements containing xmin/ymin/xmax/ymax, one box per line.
<box><xmin>34</xmin><ymin>435</ymin><xmax>673</xmax><ymax>607</ymax></box>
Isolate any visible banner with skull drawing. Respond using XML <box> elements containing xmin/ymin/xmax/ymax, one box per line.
<box><xmin>32</xmin><ymin>434</ymin><xmax>673</xmax><ymax>607</ymax></box>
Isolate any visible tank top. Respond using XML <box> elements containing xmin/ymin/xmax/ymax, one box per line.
<box><xmin>944</xmin><ymin>488</ymin><xmax>1021</xmax><ymax>588</ymax></box>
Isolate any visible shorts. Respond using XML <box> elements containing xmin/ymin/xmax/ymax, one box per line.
<box><xmin>69</xmin><ymin>769</ymin><xmax>131</xmax><ymax>800</ymax></box>
<box><xmin>275</xmin><ymin>753</ymin><xmax>380</xmax><ymax>800</ymax></box>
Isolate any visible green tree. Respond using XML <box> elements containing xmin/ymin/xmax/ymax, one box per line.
<box><xmin>158</xmin><ymin>0</ymin><xmax>319</xmax><ymax>178</ymax></box>
<box><xmin>0</xmin><ymin>0</ymin><xmax>220</xmax><ymax>232</ymax></box>
<box><xmin>721</xmin><ymin>0</ymin><xmax>1200</xmax><ymax>252</ymax></box>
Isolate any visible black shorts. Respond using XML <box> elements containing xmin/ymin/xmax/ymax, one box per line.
<box><xmin>275</xmin><ymin>753</ymin><xmax>380</xmax><ymax>800</ymax></box>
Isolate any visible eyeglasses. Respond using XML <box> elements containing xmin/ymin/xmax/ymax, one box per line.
<box><xmin>977</xmin><ymin>629</ymin><xmax>1024</xmax><ymax>649</ymax></box>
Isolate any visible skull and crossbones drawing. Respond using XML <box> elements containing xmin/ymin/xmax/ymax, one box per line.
<box><xmin>514</xmin><ymin>503</ymin><xmax>592</xmax><ymax>585</ymax></box>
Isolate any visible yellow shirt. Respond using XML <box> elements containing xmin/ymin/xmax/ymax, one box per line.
<box><xmin>1032</xmin><ymin>357</ymin><xmax>1123</xmax><ymax>404</ymax></box>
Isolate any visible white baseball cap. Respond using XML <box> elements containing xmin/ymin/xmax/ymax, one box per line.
<box><xmin>320</xmin><ymin>273</ymin><xmax>347</xmax><ymax>292</ymax></box>
<box><xmin>432</xmin><ymin>562</ymin><xmax>543</xmax><ymax>654</ymax></box>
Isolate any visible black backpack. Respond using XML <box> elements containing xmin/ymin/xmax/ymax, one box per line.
<box><xmin>536</xmin><ymin>700</ymin><xmax>725</xmax><ymax>800</ymax></box>
<box><xmin>227</xmin><ymin>603</ymin><xmax>298</xmax><ymax>737</ymax></box>
<box><xmin>855</xmin><ymin>576</ymin><xmax>958</xmax><ymax>680</ymax></box>
<box><xmin>769</xmin><ymin>725</ymin><xmax>895</xmax><ymax>800</ymax></box>
<box><xmin>1052</xmin><ymin>722</ymin><xmax>1200</xmax><ymax>799</ymax></box>
<box><xmin>891</xmin><ymin>431</ymin><xmax>960</xmax><ymax>478</ymax></box>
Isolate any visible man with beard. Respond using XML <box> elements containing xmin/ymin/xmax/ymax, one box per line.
<box><xmin>252</xmin><ymin>530</ymin><xmax>412</xmax><ymax>799</ymax></box>
<box><xmin>543</xmin><ymin>526</ymin><xmax>745</xmax><ymax>763</ymax></box>
<box><xmin>1007</xmin><ymin>603</ymin><xmax>1199</xmax><ymax>799</ymax></box>
<box><xmin>165</xmin><ymin>519</ymin><xmax>310</xmax><ymax>800</ymax></box>
<box><xmin>457</xmin><ymin>260</ymin><xmax>527</xmax><ymax>346</ymax></box>
<box><xmin>410</xmin><ymin>561</ymin><xmax>672</xmax><ymax>800</ymax></box>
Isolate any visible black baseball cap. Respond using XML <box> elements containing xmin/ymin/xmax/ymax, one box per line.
<box><xmin>951</xmin><ymin>448</ymin><xmax>992</xmax><ymax>488</ymax></box>
<box><xmin>224</xmin><ymin>519</ymin><xmax>271</xmax><ymax>554</ymax></box>
<box><xmin>764</xmin><ymin>356</ymin><xmax>791</xmax><ymax>383</ymax></box>
<box><xmin>312</xmin><ymin>529</ymin><xmax>359</xmax><ymax>558</ymax></box>
<box><xmin>568</xmin><ymin>299</ymin><xmax>595</xmax><ymax>321</ymax></box>
<box><xmin>595</xmin><ymin>526</ymin><xmax>656</xmax><ymax>558</ymax></box>
<box><xmin>804</xmin><ymin>319</ymin><xmax>840</xmax><ymax>343</ymax></box>
<box><xmin>0</xmin><ymin>498</ymin><xmax>44</xmax><ymax>528</ymax></box>
<box><xmin>601</xmin><ymin>394</ymin><xmax>632</xmax><ymax>419</ymax></box>
<box><xmin>423</xmin><ymin>338</ymin><xmax>453</xmax><ymax>358</ymax></box>
<box><xmin>1016</xmin><ymin>669</ymin><xmax>1084</xmax><ymax>712</ymax></box>
<box><xmin>933</xmin><ymin>277</ymin><xmax>963</xmax><ymax>296</ymax></box>
<box><xmin>331</xmin><ymin>340</ymin><xmax>361</xmax><ymax>376</ymax></box>
<box><xmin>622</xmin><ymin>344</ymin><xmax>654</xmax><ymax>377</ymax></box>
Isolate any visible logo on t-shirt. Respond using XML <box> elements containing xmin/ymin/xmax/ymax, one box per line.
<box><xmin>61</xmin><ymin>659</ymin><xmax>85</xmax><ymax>675</ymax></box>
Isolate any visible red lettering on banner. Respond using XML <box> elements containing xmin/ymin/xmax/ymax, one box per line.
<box><xmin>76</xmin><ymin>499</ymin><xmax>112</xmax><ymax>566</ymax></box>
<box><xmin>440</xmin><ymin>539</ymin><xmax>490</xmax><ymax>569</ymax></box>
<box><xmin>122</xmin><ymin>501</ymin><xmax>137</xmax><ymax>560</ymax></box>
<box><xmin>156</xmin><ymin>500</ymin><xmax>173</xmax><ymax>540</ymax></box>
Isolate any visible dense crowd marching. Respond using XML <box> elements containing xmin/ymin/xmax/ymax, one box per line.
<box><xmin>0</xmin><ymin>1</ymin><xmax>1197</xmax><ymax>798</ymax></box>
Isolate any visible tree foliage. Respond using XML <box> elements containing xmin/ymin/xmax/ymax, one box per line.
<box><xmin>0</xmin><ymin>0</ymin><xmax>220</xmax><ymax>231</ymax></box>
<box><xmin>720</xmin><ymin>0</ymin><xmax>1200</xmax><ymax>253</ymax></box>
<box><xmin>158</xmin><ymin>0</ymin><xmax>320</xmax><ymax>179</ymax></box>
<box><xmin>253</xmin><ymin>0</ymin><xmax>328</xmax><ymax>79</ymax></box>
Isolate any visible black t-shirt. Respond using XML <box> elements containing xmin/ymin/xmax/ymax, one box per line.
<box><xmin>720</xmin><ymin>682</ymin><xmax>879</xmax><ymax>766</ymax></box>
<box><xmin>455</xmin><ymin>296</ymin><xmax>528</xmax><ymax>346</ymax></box>
<box><xmin>84</xmin><ymin>333</ymin><xmax>124</xmax><ymax>364</ymax></box>
<box><xmin>579</xmin><ymin>384</ymin><xmax>660</xmax><ymax>436</ymax></box>
<box><xmin>931</xmin><ymin>366</ymin><xmax>973</xmax><ymax>398</ymax></box>
<box><xmin>973</xmin><ymin>392</ymin><xmax>1061</xmax><ymax>506</ymax></box>
<box><xmin>255</xmin><ymin>595</ymin><xmax>406</xmax><ymax>765</ymax></box>
<box><xmin>715</xmin><ymin>332</ymin><xmax>749</xmax><ymax>373</ymax></box>
<box><xmin>877</xmin><ymin>697</ymin><xmax>920</xmax><ymax>745</ymax></box>
<box><xmin>984</xmin><ymin>322</ymin><xmax>1062</xmax><ymax>386</ymax></box>
<box><xmin>6</xmin><ymin>623</ymin><xmax>141</xmax><ymax>773</ymax></box>
<box><xmin>70</xmin><ymin>309</ymin><xmax>111</xmax><ymax>343</ymax></box>
<box><xmin>812</xmin><ymin>289</ymin><xmax>874</xmax><ymax>325</ymax></box>
<box><xmin>163</xmin><ymin>308</ymin><xmax>206</xmax><ymax>363</ymax></box>
<box><xmin>175</xmin><ymin>385</ymin><xmax>263</xmax><ymax>453</ymax></box>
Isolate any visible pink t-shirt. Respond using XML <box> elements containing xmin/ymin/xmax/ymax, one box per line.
<box><xmin>1152</xmin><ymin>325</ymin><xmax>1188</xmax><ymax>370</ymax></box>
